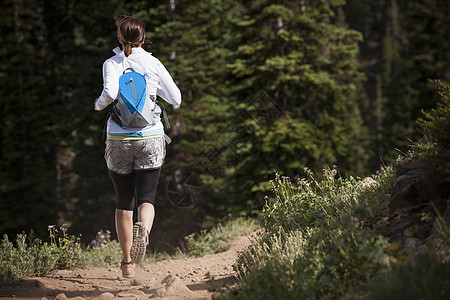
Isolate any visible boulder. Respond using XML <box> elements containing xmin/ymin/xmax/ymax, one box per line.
<box><xmin>155</xmin><ymin>275</ymin><xmax>191</xmax><ymax>297</ymax></box>
<box><xmin>388</xmin><ymin>157</ymin><xmax>450</xmax><ymax>244</ymax></box>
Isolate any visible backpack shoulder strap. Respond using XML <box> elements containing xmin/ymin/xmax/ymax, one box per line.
<box><xmin>155</xmin><ymin>99</ymin><xmax>171</xmax><ymax>129</ymax></box>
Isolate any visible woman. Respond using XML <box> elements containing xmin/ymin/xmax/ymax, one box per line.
<box><xmin>94</xmin><ymin>14</ymin><xmax>181</xmax><ymax>278</ymax></box>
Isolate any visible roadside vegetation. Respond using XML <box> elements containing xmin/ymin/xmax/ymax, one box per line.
<box><xmin>0</xmin><ymin>218</ymin><xmax>258</xmax><ymax>285</ymax></box>
<box><xmin>218</xmin><ymin>167</ymin><xmax>397</xmax><ymax>299</ymax></box>
<box><xmin>216</xmin><ymin>166</ymin><xmax>448</xmax><ymax>299</ymax></box>
<box><xmin>216</xmin><ymin>80</ymin><xmax>450</xmax><ymax>299</ymax></box>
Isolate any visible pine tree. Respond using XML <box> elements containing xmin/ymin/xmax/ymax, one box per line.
<box><xmin>142</xmin><ymin>1</ymin><xmax>247</xmax><ymax>217</ymax></box>
<box><xmin>0</xmin><ymin>0</ymin><xmax>124</xmax><ymax>239</ymax></box>
<box><xmin>344</xmin><ymin>0</ymin><xmax>450</xmax><ymax>168</ymax></box>
<box><xmin>0</xmin><ymin>0</ymin><xmax>72</xmax><ymax>236</ymax></box>
<box><xmin>217</xmin><ymin>0</ymin><xmax>368</xmax><ymax>211</ymax></box>
<box><xmin>382</xmin><ymin>0</ymin><xmax>450</xmax><ymax>161</ymax></box>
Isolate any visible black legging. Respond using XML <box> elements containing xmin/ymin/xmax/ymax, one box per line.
<box><xmin>109</xmin><ymin>168</ymin><xmax>161</xmax><ymax>211</ymax></box>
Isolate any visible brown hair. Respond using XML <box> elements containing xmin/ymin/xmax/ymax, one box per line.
<box><xmin>115</xmin><ymin>15</ymin><xmax>146</xmax><ymax>57</ymax></box>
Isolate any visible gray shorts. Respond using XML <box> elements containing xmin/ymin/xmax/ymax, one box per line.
<box><xmin>105</xmin><ymin>137</ymin><xmax>166</xmax><ymax>175</ymax></box>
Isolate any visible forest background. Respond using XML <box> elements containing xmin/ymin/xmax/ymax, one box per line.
<box><xmin>1</xmin><ymin>0</ymin><xmax>449</xmax><ymax>252</ymax></box>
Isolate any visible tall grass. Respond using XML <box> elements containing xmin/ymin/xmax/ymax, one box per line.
<box><xmin>0</xmin><ymin>225</ymin><xmax>122</xmax><ymax>284</ymax></box>
<box><xmin>219</xmin><ymin>167</ymin><xmax>398</xmax><ymax>299</ymax></box>
<box><xmin>217</xmin><ymin>164</ymin><xmax>449</xmax><ymax>299</ymax></box>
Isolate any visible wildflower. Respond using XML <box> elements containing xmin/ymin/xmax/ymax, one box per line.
<box><xmin>106</xmin><ymin>230</ymin><xmax>111</xmax><ymax>234</ymax></box>
<box><xmin>100</xmin><ymin>234</ymin><xmax>105</xmax><ymax>240</ymax></box>
<box><xmin>97</xmin><ymin>231</ymin><xmax>102</xmax><ymax>235</ymax></box>
<box><xmin>228</xmin><ymin>213</ymin><xmax>232</xmax><ymax>217</ymax></box>
<box><xmin>332</xmin><ymin>169</ymin><xmax>338</xmax><ymax>175</ymax></box>
<box><xmin>328</xmin><ymin>175</ymin><xmax>334</xmax><ymax>180</ymax></box>
<box><xmin>272</xmin><ymin>197</ymin><xmax>279</xmax><ymax>202</ymax></box>
<box><xmin>319</xmin><ymin>212</ymin><xmax>326</xmax><ymax>217</ymax></box>
<box><xmin>306</xmin><ymin>182</ymin><xmax>311</xmax><ymax>186</ymax></box>
<box><xmin>350</xmin><ymin>216</ymin><xmax>358</xmax><ymax>222</ymax></box>
<box><xmin>301</xmin><ymin>178</ymin><xmax>306</xmax><ymax>181</ymax></box>
<box><xmin>48</xmin><ymin>225</ymin><xmax>56</xmax><ymax>229</ymax></box>
<box><xmin>376</xmin><ymin>170</ymin><xmax>380</xmax><ymax>175</ymax></box>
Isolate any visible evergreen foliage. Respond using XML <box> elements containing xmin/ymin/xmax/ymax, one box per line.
<box><xmin>344</xmin><ymin>0</ymin><xmax>450</xmax><ymax>169</ymax></box>
<box><xmin>222</xmin><ymin>0</ymin><xmax>368</xmax><ymax>212</ymax></box>
<box><xmin>418</xmin><ymin>80</ymin><xmax>450</xmax><ymax>154</ymax></box>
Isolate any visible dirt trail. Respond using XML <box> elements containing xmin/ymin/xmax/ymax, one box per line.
<box><xmin>0</xmin><ymin>233</ymin><xmax>257</xmax><ymax>300</ymax></box>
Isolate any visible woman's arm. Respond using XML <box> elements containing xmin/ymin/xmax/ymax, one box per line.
<box><xmin>95</xmin><ymin>60</ymin><xmax>119</xmax><ymax>111</ymax></box>
<box><xmin>157</xmin><ymin>61</ymin><xmax>181</xmax><ymax>106</ymax></box>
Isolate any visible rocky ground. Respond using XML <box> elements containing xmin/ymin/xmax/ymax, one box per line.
<box><xmin>0</xmin><ymin>233</ymin><xmax>257</xmax><ymax>300</ymax></box>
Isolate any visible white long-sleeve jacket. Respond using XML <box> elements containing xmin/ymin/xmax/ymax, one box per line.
<box><xmin>95</xmin><ymin>47</ymin><xmax>181</xmax><ymax>139</ymax></box>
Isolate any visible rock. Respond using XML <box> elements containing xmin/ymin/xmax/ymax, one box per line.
<box><xmin>93</xmin><ymin>292</ymin><xmax>115</xmax><ymax>300</ymax></box>
<box><xmin>53</xmin><ymin>270</ymin><xmax>74</xmax><ymax>277</ymax></box>
<box><xmin>155</xmin><ymin>275</ymin><xmax>191</xmax><ymax>297</ymax></box>
<box><xmin>70</xmin><ymin>297</ymin><xmax>86</xmax><ymax>300</ymax></box>
<box><xmin>404</xmin><ymin>237</ymin><xmax>422</xmax><ymax>253</ymax></box>
<box><xmin>389</xmin><ymin>159</ymin><xmax>448</xmax><ymax>217</ymax></box>
<box><xmin>130</xmin><ymin>279</ymin><xmax>143</xmax><ymax>286</ymax></box>
<box><xmin>23</xmin><ymin>279</ymin><xmax>46</xmax><ymax>289</ymax></box>
<box><xmin>389</xmin><ymin>169</ymin><xmax>424</xmax><ymax>215</ymax></box>
<box><xmin>161</xmin><ymin>274</ymin><xmax>172</xmax><ymax>284</ymax></box>
<box><xmin>432</xmin><ymin>200</ymin><xmax>450</xmax><ymax>236</ymax></box>
<box><xmin>117</xmin><ymin>289</ymin><xmax>145</xmax><ymax>298</ymax></box>
<box><xmin>55</xmin><ymin>294</ymin><xmax>68</xmax><ymax>300</ymax></box>
<box><xmin>388</xmin><ymin>158</ymin><xmax>450</xmax><ymax>245</ymax></box>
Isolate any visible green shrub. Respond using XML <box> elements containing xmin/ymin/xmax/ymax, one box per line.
<box><xmin>261</xmin><ymin>167</ymin><xmax>393</xmax><ymax>233</ymax></box>
<box><xmin>87</xmin><ymin>230</ymin><xmax>122</xmax><ymax>266</ymax></box>
<box><xmin>219</xmin><ymin>167</ymin><xmax>396</xmax><ymax>299</ymax></box>
<box><xmin>47</xmin><ymin>225</ymin><xmax>88</xmax><ymax>270</ymax></box>
<box><xmin>0</xmin><ymin>234</ymin><xmax>34</xmax><ymax>284</ymax></box>
<box><xmin>0</xmin><ymin>232</ymin><xmax>61</xmax><ymax>284</ymax></box>
<box><xmin>0</xmin><ymin>225</ymin><xmax>121</xmax><ymax>284</ymax></box>
<box><xmin>230</xmin><ymin>226</ymin><xmax>392</xmax><ymax>299</ymax></box>
<box><xmin>368</xmin><ymin>253</ymin><xmax>450</xmax><ymax>300</ymax></box>
<box><xmin>262</xmin><ymin>168</ymin><xmax>367</xmax><ymax>232</ymax></box>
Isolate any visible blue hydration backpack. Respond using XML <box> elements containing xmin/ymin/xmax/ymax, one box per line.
<box><xmin>110</xmin><ymin>65</ymin><xmax>155</xmax><ymax>128</ymax></box>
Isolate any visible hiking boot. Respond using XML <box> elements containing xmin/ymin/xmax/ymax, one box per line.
<box><xmin>130</xmin><ymin>222</ymin><xmax>147</xmax><ymax>264</ymax></box>
<box><xmin>120</xmin><ymin>261</ymin><xmax>135</xmax><ymax>278</ymax></box>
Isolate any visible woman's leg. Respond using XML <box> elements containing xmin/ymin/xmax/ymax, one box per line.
<box><xmin>135</xmin><ymin>168</ymin><xmax>161</xmax><ymax>236</ymax></box>
<box><xmin>138</xmin><ymin>203</ymin><xmax>155</xmax><ymax>235</ymax></box>
<box><xmin>115</xmin><ymin>209</ymin><xmax>133</xmax><ymax>263</ymax></box>
<box><xmin>109</xmin><ymin>170</ymin><xmax>136</xmax><ymax>263</ymax></box>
